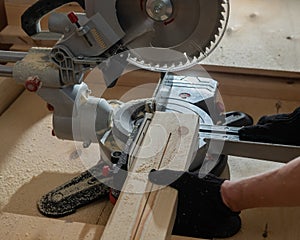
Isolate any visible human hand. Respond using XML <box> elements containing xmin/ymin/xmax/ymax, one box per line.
<box><xmin>239</xmin><ymin>107</ymin><xmax>300</xmax><ymax>146</ymax></box>
<box><xmin>148</xmin><ymin>169</ymin><xmax>241</xmax><ymax>239</ymax></box>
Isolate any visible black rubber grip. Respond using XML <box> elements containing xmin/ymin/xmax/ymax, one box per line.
<box><xmin>21</xmin><ymin>0</ymin><xmax>85</xmax><ymax>36</ymax></box>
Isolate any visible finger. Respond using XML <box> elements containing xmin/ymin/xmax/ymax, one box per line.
<box><xmin>148</xmin><ymin>169</ymin><xmax>184</xmax><ymax>187</ymax></box>
<box><xmin>258</xmin><ymin>113</ymin><xmax>287</xmax><ymax>125</ymax></box>
<box><xmin>258</xmin><ymin>107</ymin><xmax>300</xmax><ymax>125</ymax></box>
<box><xmin>238</xmin><ymin>125</ymin><xmax>268</xmax><ymax>142</ymax></box>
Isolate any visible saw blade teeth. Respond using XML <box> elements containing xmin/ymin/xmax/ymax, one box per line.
<box><xmin>192</xmin><ymin>56</ymin><xmax>198</xmax><ymax>63</ymax></box>
<box><xmin>121</xmin><ymin>0</ymin><xmax>229</xmax><ymax>71</ymax></box>
<box><xmin>220</xmin><ymin>13</ymin><xmax>225</xmax><ymax>21</ymax></box>
<box><xmin>185</xmin><ymin>58</ymin><xmax>191</xmax><ymax>64</ymax></box>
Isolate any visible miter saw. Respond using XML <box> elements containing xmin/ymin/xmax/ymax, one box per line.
<box><xmin>1</xmin><ymin>0</ymin><xmax>300</xmax><ymax>230</ymax></box>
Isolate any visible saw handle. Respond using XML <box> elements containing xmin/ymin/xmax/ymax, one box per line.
<box><xmin>21</xmin><ymin>0</ymin><xmax>85</xmax><ymax>37</ymax></box>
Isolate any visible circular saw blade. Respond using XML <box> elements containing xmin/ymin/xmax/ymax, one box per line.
<box><xmin>116</xmin><ymin>0</ymin><xmax>229</xmax><ymax>71</ymax></box>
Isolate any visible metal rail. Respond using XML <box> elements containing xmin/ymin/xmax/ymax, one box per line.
<box><xmin>0</xmin><ymin>50</ymin><xmax>27</xmax><ymax>63</ymax></box>
<box><xmin>0</xmin><ymin>65</ymin><xmax>13</xmax><ymax>77</ymax></box>
<box><xmin>0</xmin><ymin>50</ymin><xmax>28</xmax><ymax>77</ymax></box>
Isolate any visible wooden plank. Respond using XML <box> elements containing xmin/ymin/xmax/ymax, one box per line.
<box><xmin>0</xmin><ymin>76</ymin><xmax>24</xmax><ymax>115</ymax></box>
<box><xmin>0</xmin><ymin>0</ymin><xmax>7</xmax><ymax>31</ymax></box>
<box><xmin>213</xmin><ymin>72</ymin><xmax>300</xmax><ymax>102</ymax></box>
<box><xmin>202</xmin><ymin>0</ymin><xmax>300</xmax><ymax>74</ymax></box>
<box><xmin>9</xmin><ymin>43</ymin><xmax>31</xmax><ymax>51</ymax></box>
<box><xmin>221</xmin><ymin>95</ymin><xmax>300</xmax><ymax>123</ymax></box>
<box><xmin>203</xmin><ymin>65</ymin><xmax>300</xmax><ymax>79</ymax></box>
<box><xmin>0</xmin><ymin>25</ymin><xmax>56</xmax><ymax>47</ymax></box>
<box><xmin>101</xmin><ymin>112</ymin><xmax>199</xmax><ymax>240</ymax></box>
<box><xmin>0</xmin><ymin>212</ymin><xmax>104</xmax><ymax>240</ymax></box>
<box><xmin>0</xmin><ymin>212</ymin><xmax>205</xmax><ymax>240</ymax></box>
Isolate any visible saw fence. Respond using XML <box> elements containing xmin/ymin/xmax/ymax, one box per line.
<box><xmin>1</xmin><ymin>1</ymin><xmax>300</xmax><ymax>240</ymax></box>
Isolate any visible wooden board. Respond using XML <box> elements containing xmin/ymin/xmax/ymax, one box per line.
<box><xmin>214</xmin><ymin>72</ymin><xmax>300</xmax><ymax>102</ymax></box>
<box><xmin>0</xmin><ymin>76</ymin><xmax>23</xmax><ymax>115</ymax></box>
<box><xmin>0</xmin><ymin>0</ymin><xmax>7</xmax><ymax>31</ymax></box>
<box><xmin>101</xmin><ymin>112</ymin><xmax>199</xmax><ymax>240</ymax></box>
<box><xmin>0</xmin><ymin>25</ymin><xmax>56</xmax><ymax>47</ymax></box>
<box><xmin>0</xmin><ymin>212</ymin><xmax>204</xmax><ymax>240</ymax></box>
<box><xmin>0</xmin><ymin>212</ymin><xmax>104</xmax><ymax>240</ymax></box>
<box><xmin>202</xmin><ymin>0</ymin><xmax>300</xmax><ymax>74</ymax></box>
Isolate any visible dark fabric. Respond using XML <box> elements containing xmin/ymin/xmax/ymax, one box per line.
<box><xmin>149</xmin><ymin>170</ymin><xmax>241</xmax><ymax>239</ymax></box>
<box><xmin>239</xmin><ymin>107</ymin><xmax>300</xmax><ymax>146</ymax></box>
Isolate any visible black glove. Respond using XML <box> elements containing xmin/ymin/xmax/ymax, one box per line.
<box><xmin>239</xmin><ymin>107</ymin><xmax>300</xmax><ymax>146</ymax></box>
<box><xmin>148</xmin><ymin>170</ymin><xmax>241</xmax><ymax>239</ymax></box>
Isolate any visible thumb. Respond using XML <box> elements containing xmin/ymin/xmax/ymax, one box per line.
<box><xmin>148</xmin><ymin>169</ymin><xmax>184</xmax><ymax>187</ymax></box>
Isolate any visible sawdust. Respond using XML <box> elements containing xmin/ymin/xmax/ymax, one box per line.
<box><xmin>0</xmin><ymin>92</ymin><xmax>113</xmax><ymax>224</ymax></box>
<box><xmin>3</xmin><ymin>172</ymin><xmax>112</xmax><ymax>224</ymax></box>
<box><xmin>202</xmin><ymin>0</ymin><xmax>300</xmax><ymax>72</ymax></box>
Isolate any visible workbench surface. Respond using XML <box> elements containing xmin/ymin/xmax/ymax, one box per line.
<box><xmin>1</xmin><ymin>70</ymin><xmax>300</xmax><ymax>239</ymax></box>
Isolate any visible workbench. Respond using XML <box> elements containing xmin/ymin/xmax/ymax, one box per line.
<box><xmin>1</xmin><ymin>0</ymin><xmax>300</xmax><ymax>239</ymax></box>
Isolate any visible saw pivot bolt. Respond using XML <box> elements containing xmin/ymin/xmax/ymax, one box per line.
<box><xmin>25</xmin><ymin>76</ymin><xmax>41</xmax><ymax>92</ymax></box>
